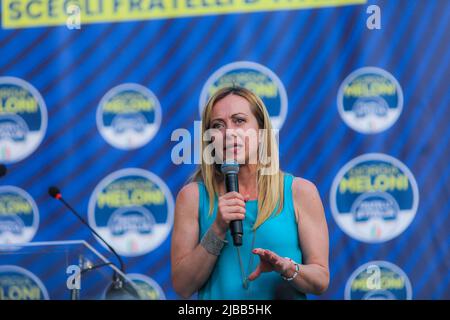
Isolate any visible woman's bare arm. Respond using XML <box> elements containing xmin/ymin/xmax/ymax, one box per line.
<box><xmin>247</xmin><ymin>178</ymin><xmax>329</xmax><ymax>296</ymax></box>
<box><xmin>170</xmin><ymin>182</ymin><xmax>221</xmax><ymax>298</ymax></box>
<box><xmin>171</xmin><ymin>182</ymin><xmax>246</xmax><ymax>298</ymax></box>
<box><xmin>287</xmin><ymin>177</ymin><xmax>330</xmax><ymax>294</ymax></box>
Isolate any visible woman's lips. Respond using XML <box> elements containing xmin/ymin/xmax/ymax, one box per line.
<box><xmin>223</xmin><ymin>144</ymin><xmax>243</xmax><ymax>150</ymax></box>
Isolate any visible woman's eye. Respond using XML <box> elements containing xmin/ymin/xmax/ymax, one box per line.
<box><xmin>235</xmin><ymin>118</ymin><xmax>245</xmax><ymax>124</ymax></box>
<box><xmin>212</xmin><ymin>123</ymin><xmax>224</xmax><ymax>129</ymax></box>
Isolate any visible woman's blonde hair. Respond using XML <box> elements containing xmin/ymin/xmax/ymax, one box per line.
<box><xmin>191</xmin><ymin>86</ymin><xmax>284</xmax><ymax>230</ymax></box>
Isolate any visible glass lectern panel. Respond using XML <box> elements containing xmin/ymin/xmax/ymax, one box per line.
<box><xmin>0</xmin><ymin>240</ymin><xmax>141</xmax><ymax>300</ymax></box>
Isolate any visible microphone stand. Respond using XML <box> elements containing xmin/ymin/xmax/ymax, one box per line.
<box><xmin>49</xmin><ymin>187</ymin><xmax>141</xmax><ymax>300</ymax></box>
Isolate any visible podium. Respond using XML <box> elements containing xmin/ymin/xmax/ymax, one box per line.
<box><xmin>0</xmin><ymin>240</ymin><xmax>141</xmax><ymax>300</ymax></box>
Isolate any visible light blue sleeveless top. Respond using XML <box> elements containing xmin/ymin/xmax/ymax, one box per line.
<box><xmin>197</xmin><ymin>173</ymin><xmax>307</xmax><ymax>300</ymax></box>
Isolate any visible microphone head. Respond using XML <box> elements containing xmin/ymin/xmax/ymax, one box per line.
<box><xmin>0</xmin><ymin>164</ymin><xmax>7</xmax><ymax>178</ymax></box>
<box><xmin>48</xmin><ymin>186</ymin><xmax>61</xmax><ymax>199</ymax></box>
<box><xmin>221</xmin><ymin>161</ymin><xmax>239</xmax><ymax>175</ymax></box>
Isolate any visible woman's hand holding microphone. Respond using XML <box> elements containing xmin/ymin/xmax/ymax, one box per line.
<box><xmin>211</xmin><ymin>191</ymin><xmax>249</xmax><ymax>238</ymax></box>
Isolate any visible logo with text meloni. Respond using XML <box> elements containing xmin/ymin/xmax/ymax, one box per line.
<box><xmin>0</xmin><ymin>186</ymin><xmax>39</xmax><ymax>246</ymax></box>
<box><xmin>0</xmin><ymin>265</ymin><xmax>49</xmax><ymax>300</ymax></box>
<box><xmin>337</xmin><ymin>67</ymin><xmax>403</xmax><ymax>134</ymax></box>
<box><xmin>200</xmin><ymin>61</ymin><xmax>288</xmax><ymax>130</ymax></box>
<box><xmin>97</xmin><ymin>84</ymin><xmax>162</xmax><ymax>150</ymax></box>
<box><xmin>88</xmin><ymin>168</ymin><xmax>174</xmax><ymax>257</ymax></box>
<box><xmin>0</xmin><ymin>77</ymin><xmax>47</xmax><ymax>163</ymax></box>
<box><xmin>330</xmin><ymin>153</ymin><xmax>419</xmax><ymax>243</ymax></box>
<box><xmin>126</xmin><ymin>273</ymin><xmax>166</xmax><ymax>300</ymax></box>
<box><xmin>345</xmin><ymin>261</ymin><xmax>412</xmax><ymax>300</ymax></box>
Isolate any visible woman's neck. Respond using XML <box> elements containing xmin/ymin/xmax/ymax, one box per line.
<box><xmin>231</xmin><ymin>164</ymin><xmax>258</xmax><ymax>199</ymax></box>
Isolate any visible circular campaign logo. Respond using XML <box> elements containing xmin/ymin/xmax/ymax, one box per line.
<box><xmin>97</xmin><ymin>83</ymin><xmax>162</xmax><ymax>150</ymax></box>
<box><xmin>337</xmin><ymin>67</ymin><xmax>403</xmax><ymax>134</ymax></box>
<box><xmin>0</xmin><ymin>186</ymin><xmax>39</xmax><ymax>245</ymax></box>
<box><xmin>330</xmin><ymin>153</ymin><xmax>419</xmax><ymax>243</ymax></box>
<box><xmin>126</xmin><ymin>273</ymin><xmax>166</xmax><ymax>300</ymax></box>
<box><xmin>0</xmin><ymin>77</ymin><xmax>47</xmax><ymax>163</ymax></box>
<box><xmin>345</xmin><ymin>261</ymin><xmax>412</xmax><ymax>300</ymax></box>
<box><xmin>0</xmin><ymin>265</ymin><xmax>49</xmax><ymax>300</ymax></box>
<box><xmin>199</xmin><ymin>61</ymin><xmax>288</xmax><ymax>130</ymax></box>
<box><xmin>88</xmin><ymin>169</ymin><xmax>174</xmax><ymax>257</ymax></box>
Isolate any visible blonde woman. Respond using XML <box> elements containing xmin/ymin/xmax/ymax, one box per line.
<box><xmin>171</xmin><ymin>86</ymin><xmax>329</xmax><ymax>299</ymax></box>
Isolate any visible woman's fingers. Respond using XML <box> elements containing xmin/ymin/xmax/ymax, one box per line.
<box><xmin>253</xmin><ymin>249</ymin><xmax>281</xmax><ymax>265</ymax></box>
<box><xmin>252</xmin><ymin>248</ymin><xmax>267</xmax><ymax>256</ymax></box>
<box><xmin>224</xmin><ymin>198</ymin><xmax>246</xmax><ymax>207</ymax></box>
<box><xmin>224</xmin><ymin>205</ymin><xmax>246</xmax><ymax>214</ymax></box>
<box><xmin>261</xmin><ymin>249</ymin><xmax>275</xmax><ymax>260</ymax></box>
<box><xmin>248</xmin><ymin>264</ymin><xmax>261</xmax><ymax>281</ymax></box>
<box><xmin>249</xmin><ymin>248</ymin><xmax>289</xmax><ymax>277</ymax></box>
<box><xmin>225</xmin><ymin>213</ymin><xmax>245</xmax><ymax>221</ymax></box>
<box><xmin>215</xmin><ymin>192</ymin><xmax>248</xmax><ymax>234</ymax></box>
<box><xmin>222</xmin><ymin>191</ymin><xmax>245</xmax><ymax>201</ymax></box>
<box><xmin>221</xmin><ymin>206</ymin><xmax>245</xmax><ymax>223</ymax></box>
<box><xmin>268</xmin><ymin>253</ymin><xmax>278</xmax><ymax>264</ymax></box>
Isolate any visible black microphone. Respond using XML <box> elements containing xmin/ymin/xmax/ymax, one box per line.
<box><xmin>48</xmin><ymin>186</ymin><xmax>141</xmax><ymax>299</ymax></box>
<box><xmin>221</xmin><ymin>161</ymin><xmax>243</xmax><ymax>246</ymax></box>
<box><xmin>0</xmin><ymin>164</ymin><xmax>7</xmax><ymax>178</ymax></box>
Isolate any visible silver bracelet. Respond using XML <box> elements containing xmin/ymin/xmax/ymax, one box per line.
<box><xmin>200</xmin><ymin>227</ymin><xmax>228</xmax><ymax>256</ymax></box>
<box><xmin>281</xmin><ymin>257</ymin><xmax>300</xmax><ymax>281</ymax></box>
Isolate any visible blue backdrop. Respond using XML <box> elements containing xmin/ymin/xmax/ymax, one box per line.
<box><xmin>0</xmin><ymin>0</ymin><xmax>448</xmax><ymax>299</ymax></box>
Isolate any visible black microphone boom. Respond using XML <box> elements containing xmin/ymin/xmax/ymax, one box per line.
<box><xmin>48</xmin><ymin>186</ymin><xmax>142</xmax><ymax>299</ymax></box>
<box><xmin>48</xmin><ymin>186</ymin><xmax>125</xmax><ymax>273</ymax></box>
<box><xmin>221</xmin><ymin>162</ymin><xmax>243</xmax><ymax>246</ymax></box>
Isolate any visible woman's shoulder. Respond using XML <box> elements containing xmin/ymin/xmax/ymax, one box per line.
<box><xmin>290</xmin><ymin>175</ymin><xmax>324</xmax><ymax>218</ymax></box>
<box><xmin>291</xmin><ymin>176</ymin><xmax>319</xmax><ymax>193</ymax></box>
<box><xmin>282</xmin><ymin>172</ymin><xmax>317</xmax><ymax>191</ymax></box>
<box><xmin>176</xmin><ymin>182</ymin><xmax>200</xmax><ymax>206</ymax></box>
<box><xmin>289</xmin><ymin>175</ymin><xmax>321</xmax><ymax>204</ymax></box>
